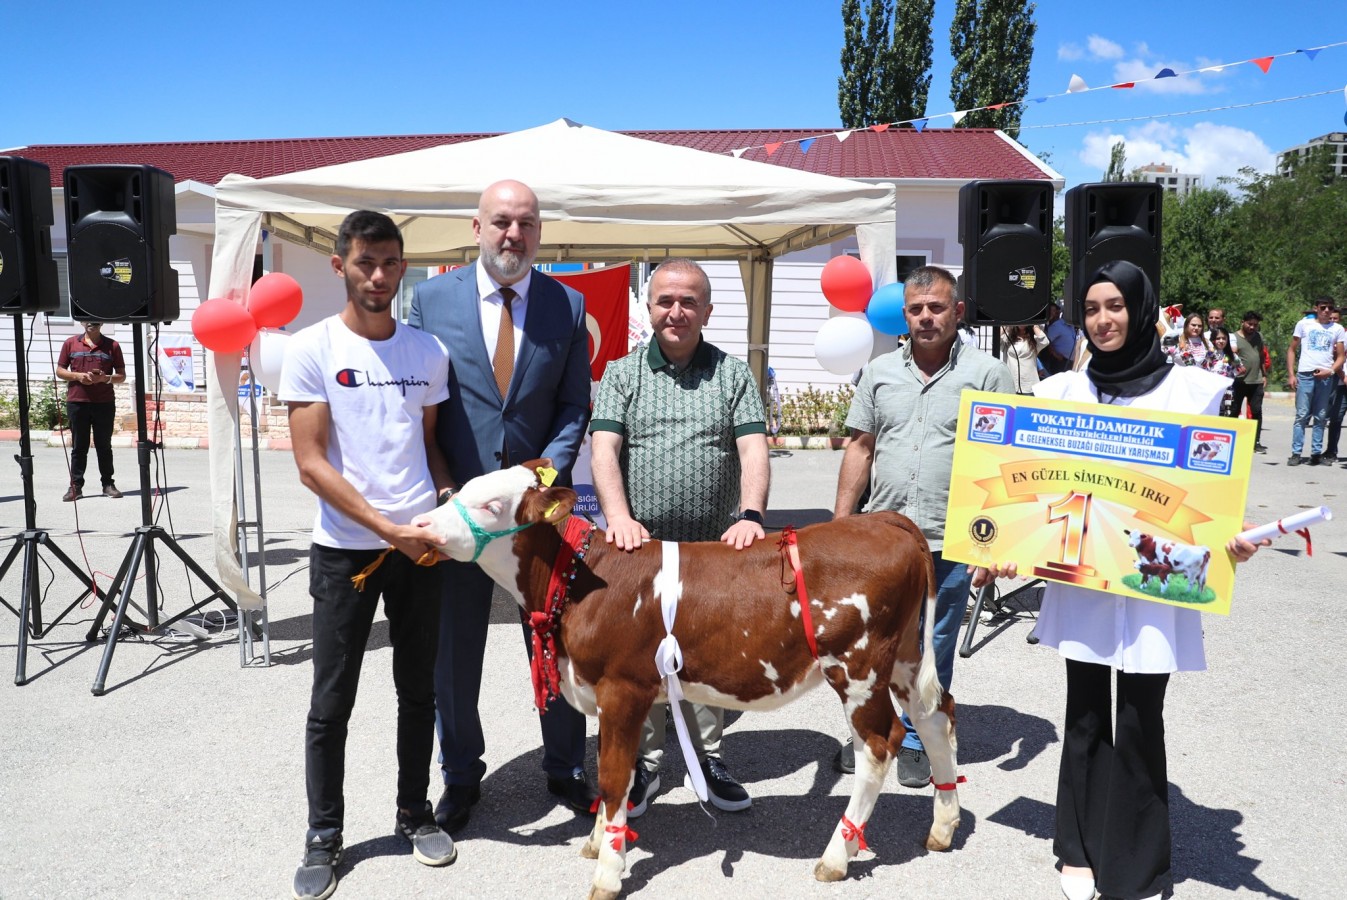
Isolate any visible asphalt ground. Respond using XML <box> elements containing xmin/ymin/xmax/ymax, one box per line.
<box><xmin>0</xmin><ymin>396</ymin><xmax>1340</xmax><ymax>900</ymax></box>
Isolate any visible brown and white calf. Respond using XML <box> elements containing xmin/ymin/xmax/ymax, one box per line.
<box><xmin>417</xmin><ymin>461</ymin><xmax>960</xmax><ymax>900</ymax></box>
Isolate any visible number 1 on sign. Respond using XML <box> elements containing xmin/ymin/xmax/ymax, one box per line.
<box><xmin>1047</xmin><ymin>491</ymin><xmax>1093</xmax><ymax>566</ymax></box>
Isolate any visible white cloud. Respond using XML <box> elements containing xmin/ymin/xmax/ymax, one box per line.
<box><xmin>1058</xmin><ymin>42</ymin><xmax>1083</xmax><ymax>61</ymax></box>
<box><xmin>1087</xmin><ymin>35</ymin><xmax>1125</xmax><ymax>60</ymax></box>
<box><xmin>1078</xmin><ymin>121</ymin><xmax>1276</xmax><ymax>185</ymax></box>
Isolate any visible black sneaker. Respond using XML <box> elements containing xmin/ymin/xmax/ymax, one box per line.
<box><xmin>833</xmin><ymin>738</ymin><xmax>856</xmax><ymax>774</ymax></box>
<box><xmin>1288</xmin><ymin>455</ymin><xmax>1304</xmax><ymax>466</ymax></box>
<box><xmin>1323</xmin><ymin>454</ymin><xmax>1339</xmax><ymax>463</ymax></box>
<box><xmin>686</xmin><ymin>755</ymin><xmax>751</xmax><ymax>811</ymax></box>
<box><xmin>395</xmin><ymin>802</ymin><xmax>457</xmax><ymax>866</ymax></box>
<box><xmin>1310</xmin><ymin>454</ymin><xmax>1323</xmax><ymax>466</ymax></box>
<box><xmin>895</xmin><ymin>746</ymin><xmax>931</xmax><ymax>789</ymax></box>
<box><xmin>1254</xmin><ymin>444</ymin><xmax>1268</xmax><ymax>454</ymax></box>
<box><xmin>293</xmin><ymin>835</ymin><xmax>342</xmax><ymax>900</ymax></box>
<box><xmin>628</xmin><ymin>764</ymin><xmax>661</xmax><ymax>818</ymax></box>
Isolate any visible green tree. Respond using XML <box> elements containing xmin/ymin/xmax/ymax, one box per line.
<box><xmin>877</xmin><ymin>0</ymin><xmax>935</xmax><ymax>123</ymax></box>
<box><xmin>1159</xmin><ymin>187</ymin><xmax>1242</xmax><ymax>311</ymax></box>
<box><xmin>949</xmin><ymin>0</ymin><xmax>1037</xmax><ymax>139</ymax></box>
<box><xmin>1105</xmin><ymin>140</ymin><xmax>1128</xmax><ymax>182</ymax></box>
<box><xmin>839</xmin><ymin>0</ymin><xmax>934</xmax><ymax>126</ymax></box>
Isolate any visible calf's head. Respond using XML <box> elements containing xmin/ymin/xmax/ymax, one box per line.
<box><xmin>415</xmin><ymin>459</ymin><xmax>577</xmax><ymax>563</ymax></box>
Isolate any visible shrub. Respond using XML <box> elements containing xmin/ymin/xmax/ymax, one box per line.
<box><xmin>776</xmin><ymin>384</ymin><xmax>855</xmax><ymax>436</ymax></box>
<box><xmin>29</xmin><ymin>381</ymin><xmax>64</xmax><ymax>430</ymax></box>
<box><xmin>0</xmin><ymin>391</ymin><xmax>17</xmax><ymax>428</ymax></box>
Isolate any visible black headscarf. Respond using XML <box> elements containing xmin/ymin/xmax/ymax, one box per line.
<box><xmin>1082</xmin><ymin>260</ymin><xmax>1171</xmax><ymax>398</ymax></box>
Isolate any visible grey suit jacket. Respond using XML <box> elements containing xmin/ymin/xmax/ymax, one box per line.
<box><xmin>408</xmin><ymin>262</ymin><xmax>590</xmax><ymax>485</ymax></box>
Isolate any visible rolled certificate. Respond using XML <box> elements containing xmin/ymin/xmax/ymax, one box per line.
<box><xmin>1237</xmin><ymin>507</ymin><xmax>1333</xmax><ymax>544</ymax></box>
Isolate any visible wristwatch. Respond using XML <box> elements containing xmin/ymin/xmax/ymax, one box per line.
<box><xmin>436</xmin><ymin>487</ymin><xmax>458</xmax><ymax>507</ymax></box>
<box><xmin>734</xmin><ymin>509</ymin><xmax>764</xmax><ymax>526</ymax></box>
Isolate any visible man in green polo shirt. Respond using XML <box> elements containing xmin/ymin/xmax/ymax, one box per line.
<box><xmin>590</xmin><ymin>258</ymin><xmax>769</xmax><ymax>817</ymax></box>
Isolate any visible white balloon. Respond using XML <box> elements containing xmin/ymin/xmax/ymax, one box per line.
<box><xmin>813</xmin><ymin>313</ymin><xmax>874</xmax><ymax>376</ymax></box>
<box><xmin>248</xmin><ymin>329</ymin><xmax>292</xmax><ymax>392</ymax></box>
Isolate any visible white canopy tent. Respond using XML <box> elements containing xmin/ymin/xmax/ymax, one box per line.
<box><xmin>205</xmin><ymin>118</ymin><xmax>898</xmax><ymax>607</ymax></box>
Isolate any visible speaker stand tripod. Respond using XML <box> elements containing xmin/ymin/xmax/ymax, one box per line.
<box><xmin>0</xmin><ymin>314</ymin><xmax>107</xmax><ymax>685</ymax></box>
<box><xmin>87</xmin><ymin>324</ymin><xmax>238</xmax><ymax>695</ymax></box>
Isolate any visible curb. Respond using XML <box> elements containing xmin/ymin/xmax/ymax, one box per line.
<box><xmin>0</xmin><ymin>429</ymin><xmax>292</xmax><ymax>452</ymax></box>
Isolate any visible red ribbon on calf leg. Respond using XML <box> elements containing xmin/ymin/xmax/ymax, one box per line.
<box><xmin>605</xmin><ymin>823</ymin><xmax>638</xmax><ymax>851</ymax></box>
<box><xmin>930</xmin><ymin>775</ymin><xmax>967</xmax><ymax>791</ymax></box>
<box><xmin>840</xmin><ymin>815</ymin><xmax>868</xmax><ymax>851</ymax></box>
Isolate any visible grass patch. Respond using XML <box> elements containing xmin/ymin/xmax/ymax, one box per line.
<box><xmin>1121</xmin><ymin>572</ymin><xmax>1216</xmax><ymax>605</ymax></box>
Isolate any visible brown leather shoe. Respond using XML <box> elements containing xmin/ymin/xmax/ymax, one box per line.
<box><xmin>102</xmin><ymin>484</ymin><xmax>123</xmax><ymax>499</ymax></box>
<box><xmin>62</xmin><ymin>486</ymin><xmax>82</xmax><ymax>502</ymax></box>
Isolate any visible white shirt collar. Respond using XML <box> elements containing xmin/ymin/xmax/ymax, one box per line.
<box><xmin>476</xmin><ymin>263</ymin><xmax>533</xmax><ymax>303</ymax></box>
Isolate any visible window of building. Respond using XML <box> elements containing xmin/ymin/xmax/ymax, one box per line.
<box><xmin>397</xmin><ymin>265</ymin><xmax>433</xmax><ymax>321</ymax></box>
<box><xmin>896</xmin><ymin>253</ymin><xmax>930</xmax><ymax>281</ymax></box>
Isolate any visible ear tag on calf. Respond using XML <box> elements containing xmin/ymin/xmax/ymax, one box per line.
<box><xmin>544</xmin><ymin>500</ymin><xmax>561</xmax><ymax>519</ymax></box>
<box><xmin>536</xmin><ymin>465</ymin><xmax>558</xmax><ymax>487</ymax></box>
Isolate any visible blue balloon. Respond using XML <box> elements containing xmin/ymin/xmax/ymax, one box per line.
<box><xmin>866</xmin><ymin>282</ymin><xmax>908</xmax><ymax>335</ymax></box>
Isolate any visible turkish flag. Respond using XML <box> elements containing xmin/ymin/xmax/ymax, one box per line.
<box><xmin>552</xmin><ymin>264</ymin><xmax>632</xmax><ymax>382</ymax></box>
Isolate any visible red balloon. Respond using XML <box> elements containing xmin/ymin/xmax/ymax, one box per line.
<box><xmin>820</xmin><ymin>256</ymin><xmax>873</xmax><ymax>312</ymax></box>
<box><xmin>247</xmin><ymin>272</ymin><xmax>304</xmax><ymax>328</ymax></box>
<box><xmin>192</xmin><ymin>298</ymin><xmax>258</xmax><ymax>353</ymax></box>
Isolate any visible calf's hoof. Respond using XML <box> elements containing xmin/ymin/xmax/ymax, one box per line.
<box><xmin>587</xmin><ymin>887</ymin><xmax>621</xmax><ymax>900</ymax></box>
<box><xmin>580</xmin><ymin>839</ymin><xmax>600</xmax><ymax>860</ymax></box>
<box><xmin>924</xmin><ymin>831</ymin><xmax>953</xmax><ymax>852</ymax></box>
<box><xmin>813</xmin><ymin>860</ymin><xmax>847</xmax><ymax>882</ymax></box>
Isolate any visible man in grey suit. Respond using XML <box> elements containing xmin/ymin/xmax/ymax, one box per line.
<box><xmin>408</xmin><ymin>180</ymin><xmax>594</xmax><ymax>833</ymax></box>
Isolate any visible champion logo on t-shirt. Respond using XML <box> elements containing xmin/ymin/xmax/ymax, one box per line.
<box><xmin>334</xmin><ymin>368</ymin><xmax>431</xmax><ymax>396</ymax></box>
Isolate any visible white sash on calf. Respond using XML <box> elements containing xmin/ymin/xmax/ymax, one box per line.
<box><xmin>651</xmin><ymin>540</ymin><xmax>709</xmax><ymax>803</ymax></box>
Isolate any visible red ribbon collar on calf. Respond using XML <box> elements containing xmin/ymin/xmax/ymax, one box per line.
<box><xmin>778</xmin><ymin>526</ymin><xmax>819</xmax><ymax>660</ymax></box>
<box><xmin>529</xmin><ymin>516</ymin><xmax>595</xmax><ymax>713</ymax></box>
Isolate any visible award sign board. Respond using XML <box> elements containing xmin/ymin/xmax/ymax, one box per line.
<box><xmin>943</xmin><ymin>391</ymin><xmax>1255</xmax><ymax>615</ymax></box>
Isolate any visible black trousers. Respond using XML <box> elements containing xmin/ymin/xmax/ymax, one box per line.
<box><xmin>305</xmin><ymin>544</ymin><xmax>443</xmax><ymax>842</ymax></box>
<box><xmin>1227</xmin><ymin>381</ymin><xmax>1264</xmax><ymax>445</ymax></box>
<box><xmin>1055</xmin><ymin>659</ymin><xmax>1171</xmax><ymax>900</ymax></box>
<box><xmin>67</xmin><ymin>400</ymin><xmax>115</xmax><ymax>488</ymax></box>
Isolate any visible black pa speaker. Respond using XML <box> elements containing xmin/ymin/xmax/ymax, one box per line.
<box><xmin>1064</xmin><ymin>182</ymin><xmax>1162</xmax><ymax>327</ymax></box>
<box><xmin>64</xmin><ymin>164</ymin><xmax>179</xmax><ymax>322</ymax></box>
<box><xmin>958</xmin><ymin>179</ymin><xmax>1053</xmax><ymax>325</ymax></box>
<box><xmin>0</xmin><ymin>156</ymin><xmax>60</xmax><ymax>314</ymax></box>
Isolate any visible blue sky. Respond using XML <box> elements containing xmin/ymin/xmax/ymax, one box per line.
<box><xmin>5</xmin><ymin>0</ymin><xmax>1344</xmax><ymax>192</ymax></box>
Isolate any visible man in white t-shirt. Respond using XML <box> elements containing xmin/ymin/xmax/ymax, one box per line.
<box><xmin>1286</xmin><ymin>298</ymin><xmax>1345</xmax><ymax>465</ymax></box>
<box><xmin>1204</xmin><ymin>306</ymin><xmax>1239</xmax><ymax>352</ymax></box>
<box><xmin>279</xmin><ymin>211</ymin><xmax>456</xmax><ymax>900</ymax></box>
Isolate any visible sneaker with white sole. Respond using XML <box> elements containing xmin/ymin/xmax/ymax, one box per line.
<box><xmin>293</xmin><ymin>834</ymin><xmax>342</xmax><ymax>900</ymax></box>
<box><xmin>395</xmin><ymin>801</ymin><xmax>457</xmax><ymax>867</ymax></box>
<box><xmin>627</xmin><ymin>764</ymin><xmax>661</xmax><ymax>818</ymax></box>
<box><xmin>685</xmin><ymin>755</ymin><xmax>752</xmax><ymax>811</ymax></box>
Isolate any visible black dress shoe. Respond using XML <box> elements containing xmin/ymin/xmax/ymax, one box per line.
<box><xmin>433</xmin><ymin>784</ymin><xmax>480</xmax><ymax>833</ymax></box>
<box><xmin>546</xmin><ymin>771</ymin><xmax>598</xmax><ymax>814</ymax></box>
<box><xmin>833</xmin><ymin>738</ymin><xmax>855</xmax><ymax>774</ymax></box>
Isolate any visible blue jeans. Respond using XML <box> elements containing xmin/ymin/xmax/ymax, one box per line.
<box><xmin>1292</xmin><ymin>373</ymin><xmax>1334</xmax><ymax>455</ymax></box>
<box><xmin>901</xmin><ymin>551</ymin><xmax>971</xmax><ymax>751</ymax></box>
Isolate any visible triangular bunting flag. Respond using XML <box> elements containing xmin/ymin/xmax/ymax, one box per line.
<box><xmin>912</xmin><ymin>119</ymin><xmax>928</xmax><ymax>132</ymax></box>
<box><xmin>951</xmin><ymin>110</ymin><xmax>969</xmax><ymax>124</ymax></box>
<box><xmin>834</xmin><ymin>131</ymin><xmax>851</xmax><ymax>143</ymax></box>
<box><xmin>1155</xmin><ymin>67</ymin><xmax>1177</xmax><ymax>79</ymax></box>
<box><xmin>799</xmin><ymin>138</ymin><xmax>815</xmax><ymax>154</ymax></box>
<box><xmin>1301</xmin><ymin>48</ymin><xmax>1321</xmax><ymax>61</ymax></box>
<box><xmin>1030</xmin><ymin>97</ymin><xmax>1047</xmax><ymax>103</ymax></box>
<box><xmin>987</xmin><ymin>102</ymin><xmax>1010</xmax><ymax>110</ymax></box>
<box><xmin>1198</xmin><ymin>65</ymin><xmax>1227</xmax><ymax>73</ymax></box>
<box><xmin>764</xmin><ymin>142</ymin><xmax>783</xmax><ymax>157</ymax></box>
<box><xmin>1252</xmin><ymin>56</ymin><xmax>1274</xmax><ymax>73</ymax></box>
<box><xmin>1068</xmin><ymin>74</ymin><xmax>1089</xmax><ymax>93</ymax></box>
<box><xmin>1112</xmin><ymin>82</ymin><xmax>1135</xmax><ymax>89</ymax></box>
<box><xmin>731</xmin><ymin>148</ymin><xmax>747</xmax><ymax>159</ymax></box>
<box><xmin>870</xmin><ymin>123</ymin><xmax>891</xmax><ymax>133</ymax></box>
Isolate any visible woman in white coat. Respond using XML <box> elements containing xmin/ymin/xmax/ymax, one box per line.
<box><xmin>974</xmin><ymin>260</ymin><xmax>1266</xmax><ymax>900</ymax></box>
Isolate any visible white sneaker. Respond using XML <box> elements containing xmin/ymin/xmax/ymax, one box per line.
<box><xmin>1060</xmin><ymin>872</ymin><xmax>1096</xmax><ymax>900</ymax></box>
